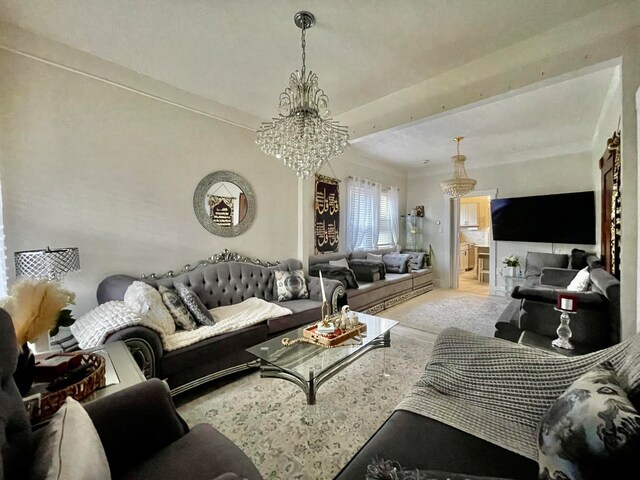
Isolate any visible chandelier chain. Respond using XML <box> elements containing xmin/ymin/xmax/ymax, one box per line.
<box><xmin>301</xmin><ymin>24</ymin><xmax>306</xmax><ymax>78</ymax></box>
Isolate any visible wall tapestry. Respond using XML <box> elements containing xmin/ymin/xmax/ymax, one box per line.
<box><xmin>314</xmin><ymin>174</ymin><xmax>340</xmax><ymax>254</ymax></box>
<box><xmin>209</xmin><ymin>195</ymin><xmax>234</xmax><ymax>226</ymax></box>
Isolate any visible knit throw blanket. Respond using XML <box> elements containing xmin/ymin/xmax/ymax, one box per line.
<box><xmin>73</xmin><ymin>298</ymin><xmax>292</xmax><ymax>352</ymax></box>
<box><xmin>396</xmin><ymin>328</ymin><xmax>640</xmax><ymax>460</ymax></box>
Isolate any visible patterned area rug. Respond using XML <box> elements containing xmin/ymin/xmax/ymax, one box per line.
<box><xmin>176</xmin><ymin>333</ymin><xmax>433</xmax><ymax>480</ymax></box>
<box><xmin>383</xmin><ymin>288</ymin><xmax>511</xmax><ymax>337</ymax></box>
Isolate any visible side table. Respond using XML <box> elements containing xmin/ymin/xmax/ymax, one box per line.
<box><xmin>83</xmin><ymin>340</ymin><xmax>147</xmax><ymax>403</ymax></box>
<box><xmin>24</xmin><ymin>341</ymin><xmax>146</xmax><ymax>423</ymax></box>
<box><xmin>503</xmin><ymin>275</ymin><xmax>525</xmax><ymax>298</ymax></box>
<box><xmin>518</xmin><ymin>331</ymin><xmax>591</xmax><ymax>357</ymax></box>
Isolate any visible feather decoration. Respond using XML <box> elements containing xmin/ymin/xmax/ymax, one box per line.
<box><xmin>6</xmin><ymin>278</ymin><xmax>75</xmax><ymax>346</ymax></box>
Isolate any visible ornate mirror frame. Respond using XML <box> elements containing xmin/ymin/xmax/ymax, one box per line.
<box><xmin>193</xmin><ymin>170</ymin><xmax>256</xmax><ymax>237</ymax></box>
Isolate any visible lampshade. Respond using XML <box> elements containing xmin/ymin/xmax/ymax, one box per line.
<box><xmin>14</xmin><ymin>247</ymin><xmax>80</xmax><ymax>280</ymax></box>
<box><xmin>441</xmin><ymin>136</ymin><xmax>477</xmax><ymax>197</ymax></box>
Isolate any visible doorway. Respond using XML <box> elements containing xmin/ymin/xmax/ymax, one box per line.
<box><xmin>457</xmin><ymin>195</ymin><xmax>492</xmax><ymax>295</ymax></box>
<box><xmin>445</xmin><ymin>188</ymin><xmax>497</xmax><ymax>294</ymax></box>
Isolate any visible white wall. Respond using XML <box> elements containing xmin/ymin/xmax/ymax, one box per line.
<box><xmin>407</xmin><ymin>152</ymin><xmax>596</xmax><ymax>291</ymax></box>
<box><xmin>0</xmin><ymin>49</ymin><xmax>300</xmax><ymax>315</ymax></box>
<box><xmin>0</xmin><ymin>46</ymin><xmax>406</xmax><ymax>317</ymax></box>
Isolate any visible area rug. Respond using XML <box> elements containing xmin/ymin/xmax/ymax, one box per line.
<box><xmin>176</xmin><ymin>333</ymin><xmax>433</xmax><ymax>480</ymax></box>
<box><xmin>383</xmin><ymin>288</ymin><xmax>511</xmax><ymax>337</ymax></box>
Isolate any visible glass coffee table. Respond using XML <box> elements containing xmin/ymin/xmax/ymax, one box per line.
<box><xmin>247</xmin><ymin>313</ymin><xmax>398</xmax><ymax>404</ymax></box>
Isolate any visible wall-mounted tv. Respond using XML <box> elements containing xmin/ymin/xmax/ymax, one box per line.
<box><xmin>490</xmin><ymin>191</ymin><xmax>596</xmax><ymax>244</ymax></box>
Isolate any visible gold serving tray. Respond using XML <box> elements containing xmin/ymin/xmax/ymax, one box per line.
<box><xmin>302</xmin><ymin>321</ymin><xmax>367</xmax><ymax>347</ymax></box>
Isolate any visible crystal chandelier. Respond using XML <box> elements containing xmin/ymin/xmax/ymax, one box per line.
<box><xmin>256</xmin><ymin>11</ymin><xmax>350</xmax><ymax>179</ymax></box>
<box><xmin>441</xmin><ymin>136</ymin><xmax>477</xmax><ymax>197</ymax></box>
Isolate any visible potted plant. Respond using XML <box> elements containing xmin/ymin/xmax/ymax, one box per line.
<box><xmin>0</xmin><ymin>278</ymin><xmax>76</xmax><ymax>395</ymax></box>
<box><xmin>502</xmin><ymin>255</ymin><xmax>520</xmax><ymax>277</ymax></box>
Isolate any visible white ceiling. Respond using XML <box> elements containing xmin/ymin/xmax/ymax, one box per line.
<box><xmin>0</xmin><ymin>1</ymin><xmax>630</xmax><ymax>173</ymax></box>
<box><xmin>352</xmin><ymin>66</ymin><xmax>618</xmax><ymax>173</ymax></box>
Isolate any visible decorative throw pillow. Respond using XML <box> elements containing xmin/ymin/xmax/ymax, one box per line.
<box><xmin>569</xmin><ymin>248</ymin><xmax>590</xmax><ymax>270</ymax></box>
<box><xmin>365</xmin><ymin>458</ymin><xmax>510</xmax><ymax>480</ymax></box>
<box><xmin>175</xmin><ymin>283</ymin><xmax>215</xmax><ymax>326</ymax></box>
<box><xmin>567</xmin><ymin>266</ymin><xmax>590</xmax><ymax>292</ymax></box>
<box><xmin>537</xmin><ymin>361</ymin><xmax>640</xmax><ymax>480</ymax></box>
<box><xmin>328</xmin><ymin>258</ymin><xmax>350</xmax><ymax>269</ymax></box>
<box><xmin>366</xmin><ymin>253</ymin><xmax>383</xmax><ymax>262</ymax></box>
<box><xmin>124</xmin><ymin>281</ymin><xmax>175</xmax><ymax>335</ymax></box>
<box><xmin>30</xmin><ymin>397</ymin><xmax>111</xmax><ymax>480</ymax></box>
<box><xmin>158</xmin><ymin>285</ymin><xmax>197</xmax><ymax>331</ymax></box>
<box><xmin>408</xmin><ymin>253</ymin><xmax>426</xmax><ymax>270</ymax></box>
<box><xmin>275</xmin><ymin>270</ymin><xmax>309</xmax><ymax>301</ymax></box>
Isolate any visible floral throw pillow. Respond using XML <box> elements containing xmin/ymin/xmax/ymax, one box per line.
<box><xmin>175</xmin><ymin>283</ymin><xmax>215</xmax><ymax>327</ymax></box>
<box><xmin>537</xmin><ymin>361</ymin><xmax>640</xmax><ymax>480</ymax></box>
<box><xmin>158</xmin><ymin>285</ymin><xmax>197</xmax><ymax>331</ymax></box>
<box><xmin>275</xmin><ymin>270</ymin><xmax>309</xmax><ymax>302</ymax></box>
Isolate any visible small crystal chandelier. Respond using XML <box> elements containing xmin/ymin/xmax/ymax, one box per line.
<box><xmin>441</xmin><ymin>136</ymin><xmax>477</xmax><ymax>197</ymax></box>
<box><xmin>256</xmin><ymin>11</ymin><xmax>350</xmax><ymax>179</ymax></box>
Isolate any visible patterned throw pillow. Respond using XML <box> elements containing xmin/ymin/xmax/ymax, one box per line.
<box><xmin>274</xmin><ymin>270</ymin><xmax>309</xmax><ymax>302</ymax></box>
<box><xmin>537</xmin><ymin>361</ymin><xmax>640</xmax><ymax>480</ymax></box>
<box><xmin>158</xmin><ymin>285</ymin><xmax>198</xmax><ymax>331</ymax></box>
<box><xmin>175</xmin><ymin>283</ymin><xmax>215</xmax><ymax>326</ymax></box>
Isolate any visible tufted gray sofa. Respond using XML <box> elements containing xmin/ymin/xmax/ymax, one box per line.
<box><xmin>95</xmin><ymin>256</ymin><xmax>344</xmax><ymax>395</ymax></box>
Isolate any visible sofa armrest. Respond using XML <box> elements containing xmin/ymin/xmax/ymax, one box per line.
<box><xmin>307</xmin><ymin>275</ymin><xmax>345</xmax><ymax>313</ymax></box>
<box><xmin>512</xmin><ymin>286</ymin><xmax>607</xmax><ymax>309</ymax></box>
<box><xmin>105</xmin><ymin>325</ymin><xmax>164</xmax><ymax>379</ymax></box>
<box><xmin>84</xmin><ymin>378</ymin><xmax>187</xmax><ymax>475</ymax></box>
<box><xmin>539</xmin><ymin>267</ymin><xmax>579</xmax><ymax>287</ymax></box>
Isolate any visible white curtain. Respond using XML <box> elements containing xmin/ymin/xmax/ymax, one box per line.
<box><xmin>388</xmin><ymin>186</ymin><xmax>400</xmax><ymax>247</ymax></box>
<box><xmin>347</xmin><ymin>177</ymin><xmax>380</xmax><ymax>251</ymax></box>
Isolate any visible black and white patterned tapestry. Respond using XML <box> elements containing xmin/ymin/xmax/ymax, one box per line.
<box><xmin>208</xmin><ymin>195</ymin><xmax>234</xmax><ymax>226</ymax></box>
<box><xmin>314</xmin><ymin>174</ymin><xmax>340</xmax><ymax>255</ymax></box>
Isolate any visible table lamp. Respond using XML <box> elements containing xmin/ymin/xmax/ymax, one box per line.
<box><xmin>13</xmin><ymin>247</ymin><xmax>80</xmax><ymax>352</ymax></box>
<box><xmin>553</xmin><ymin>293</ymin><xmax>578</xmax><ymax>350</ymax></box>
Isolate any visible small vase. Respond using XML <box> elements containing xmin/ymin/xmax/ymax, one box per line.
<box><xmin>503</xmin><ymin>266</ymin><xmax>517</xmax><ymax>277</ymax></box>
<box><xmin>13</xmin><ymin>344</ymin><xmax>36</xmax><ymax>396</ymax></box>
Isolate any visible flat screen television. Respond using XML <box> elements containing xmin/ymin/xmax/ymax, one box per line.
<box><xmin>490</xmin><ymin>191</ymin><xmax>596</xmax><ymax>244</ymax></box>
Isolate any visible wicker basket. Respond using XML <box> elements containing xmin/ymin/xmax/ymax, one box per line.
<box><xmin>32</xmin><ymin>352</ymin><xmax>106</xmax><ymax>422</ymax></box>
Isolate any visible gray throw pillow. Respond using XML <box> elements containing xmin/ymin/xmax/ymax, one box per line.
<box><xmin>275</xmin><ymin>270</ymin><xmax>309</xmax><ymax>301</ymax></box>
<box><xmin>569</xmin><ymin>248</ymin><xmax>590</xmax><ymax>270</ymax></box>
<box><xmin>408</xmin><ymin>253</ymin><xmax>426</xmax><ymax>270</ymax></box>
<box><xmin>382</xmin><ymin>253</ymin><xmax>411</xmax><ymax>273</ymax></box>
<box><xmin>158</xmin><ymin>285</ymin><xmax>198</xmax><ymax>331</ymax></box>
<box><xmin>537</xmin><ymin>361</ymin><xmax>640</xmax><ymax>480</ymax></box>
<box><xmin>175</xmin><ymin>283</ymin><xmax>215</xmax><ymax>326</ymax></box>
<box><xmin>524</xmin><ymin>252</ymin><xmax>569</xmax><ymax>277</ymax></box>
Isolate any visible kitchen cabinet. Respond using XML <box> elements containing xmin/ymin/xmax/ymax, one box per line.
<box><xmin>460</xmin><ymin>203</ymin><xmax>478</xmax><ymax>227</ymax></box>
<box><xmin>460</xmin><ymin>243</ymin><xmax>470</xmax><ymax>272</ymax></box>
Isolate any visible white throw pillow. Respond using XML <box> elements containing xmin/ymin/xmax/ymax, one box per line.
<box><xmin>124</xmin><ymin>281</ymin><xmax>175</xmax><ymax>335</ymax></box>
<box><xmin>328</xmin><ymin>258</ymin><xmax>349</xmax><ymax>268</ymax></box>
<box><xmin>366</xmin><ymin>253</ymin><xmax>383</xmax><ymax>262</ymax></box>
<box><xmin>567</xmin><ymin>267</ymin><xmax>590</xmax><ymax>292</ymax></box>
<box><xmin>30</xmin><ymin>397</ymin><xmax>111</xmax><ymax>480</ymax></box>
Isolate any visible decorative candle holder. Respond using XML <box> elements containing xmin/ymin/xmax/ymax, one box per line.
<box><xmin>552</xmin><ymin>307</ymin><xmax>577</xmax><ymax>350</ymax></box>
<box><xmin>317</xmin><ymin>300</ymin><xmax>336</xmax><ymax>333</ymax></box>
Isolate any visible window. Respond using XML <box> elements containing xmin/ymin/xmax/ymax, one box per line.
<box><xmin>347</xmin><ymin>178</ymin><xmax>398</xmax><ymax>251</ymax></box>
<box><xmin>378</xmin><ymin>187</ymin><xmax>393</xmax><ymax>247</ymax></box>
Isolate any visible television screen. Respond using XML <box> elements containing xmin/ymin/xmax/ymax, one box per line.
<box><xmin>490</xmin><ymin>191</ymin><xmax>596</xmax><ymax>244</ymax></box>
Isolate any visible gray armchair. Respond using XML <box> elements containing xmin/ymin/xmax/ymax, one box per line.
<box><xmin>0</xmin><ymin>308</ymin><xmax>263</xmax><ymax>480</ymax></box>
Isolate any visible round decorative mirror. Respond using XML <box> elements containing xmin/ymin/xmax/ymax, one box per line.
<box><xmin>193</xmin><ymin>171</ymin><xmax>256</xmax><ymax>237</ymax></box>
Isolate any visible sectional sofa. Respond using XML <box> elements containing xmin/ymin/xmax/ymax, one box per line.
<box><xmin>308</xmin><ymin>247</ymin><xmax>434</xmax><ymax>315</ymax></box>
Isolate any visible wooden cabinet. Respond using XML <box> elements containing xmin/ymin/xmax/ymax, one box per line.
<box><xmin>460</xmin><ymin>203</ymin><xmax>478</xmax><ymax>227</ymax></box>
<box><xmin>459</xmin><ymin>243</ymin><xmax>470</xmax><ymax>272</ymax></box>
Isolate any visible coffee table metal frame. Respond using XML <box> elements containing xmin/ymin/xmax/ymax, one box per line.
<box><xmin>249</xmin><ymin>315</ymin><xmax>396</xmax><ymax>405</ymax></box>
